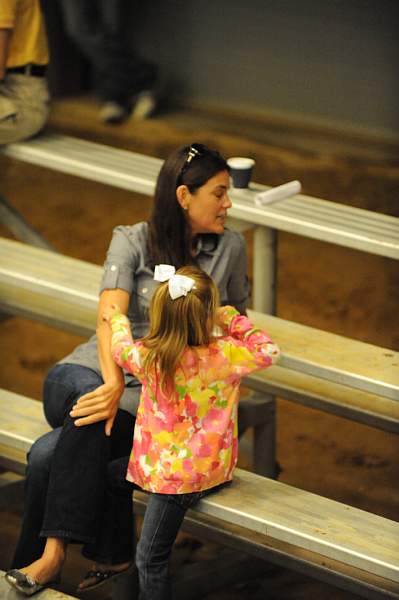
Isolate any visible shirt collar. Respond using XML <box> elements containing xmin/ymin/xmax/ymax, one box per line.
<box><xmin>193</xmin><ymin>232</ymin><xmax>221</xmax><ymax>256</ymax></box>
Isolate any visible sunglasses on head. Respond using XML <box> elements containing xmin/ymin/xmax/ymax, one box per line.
<box><xmin>179</xmin><ymin>143</ymin><xmax>206</xmax><ymax>180</ymax></box>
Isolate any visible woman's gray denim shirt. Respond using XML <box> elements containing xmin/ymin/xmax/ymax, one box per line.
<box><xmin>59</xmin><ymin>222</ymin><xmax>249</xmax><ymax>413</ymax></box>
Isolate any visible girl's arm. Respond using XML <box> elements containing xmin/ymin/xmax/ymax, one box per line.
<box><xmin>70</xmin><ymin>288</ymin><xmax>129</xmax><ymax>436</ymax></box>
<box><xmin>217</xmin><ymin>306</ymin><xmax>280</xmax><ymax>375</ymax></box>
<box><xmin>108</xmin><ymin>313</ymin><xmax>145</xmax><ymax>378</ymax></box>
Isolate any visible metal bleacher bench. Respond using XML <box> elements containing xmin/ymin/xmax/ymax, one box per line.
<box><xmin>1</xmin><ymin>237</ymin><xmax>398</xmax><ymax>437</ymax></box>
<box><xmin>0</xmin><ymin>235</ymin><xmax>398</xmax><ymax>476</ymax></box>
<box><xmin>0</xmin><ymin>389</ymin><xmax>398</xmax><ymax>600</ymax></box>
<box><xmin>0</xmin><ymin>243</ymin><xmax>398</xmax><ymax>598</ymax></box>
<box><xmin>2</xmin><ymin>133</ymin><xmax>399</xmax><ymax>314</ymax></box>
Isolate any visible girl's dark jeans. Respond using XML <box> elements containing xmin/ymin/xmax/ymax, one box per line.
<box><xmin>12</xmin><ymin>364</ymin><xmax>135</xmax><ymax>568</ymax></box>
<box><xmin>96</xmin><ymin>456</ymin><xmax>230</xmax><ymax>600</ymax></box>
<box><xmin>135</xmin><ymin>486</ymin><xmax>224</xmax><ymax>600</ymax></box>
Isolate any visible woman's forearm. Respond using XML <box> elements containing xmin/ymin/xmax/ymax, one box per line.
<box><xmin>96</xmin><ymin>320</ymin><xmax>125</xmax><ymax>387</ymax></box>
<box><xmin>96</xmin><ymin>288</ymin><xmax>130</xmax><ymax>383</ymax></box>
<box><xmin>69</xmin><ymin>289</ymin><xmax>131</xmax><ymax>431</ymax></box>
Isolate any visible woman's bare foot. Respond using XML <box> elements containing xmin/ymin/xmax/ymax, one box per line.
<box><xmin>20</xmin><ymin>538</ymin><xmax>65</xmax><ymax>584</ymax></box>
<box><xmin>77</xmin><ymin>561</ymin><xmax>131</xmax><ymax>592</ymax></box>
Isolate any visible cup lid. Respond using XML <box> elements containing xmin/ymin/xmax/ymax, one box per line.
<box><xmin>227</xmin><ymin>157</ymin><xmax>255</xmax><ymax>169</ymax></box>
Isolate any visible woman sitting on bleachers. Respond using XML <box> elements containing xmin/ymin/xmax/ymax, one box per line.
<box><xmin>5</xmin><ymin>142</ymin><xmax>250</xmax><ymax>595</ymax></box>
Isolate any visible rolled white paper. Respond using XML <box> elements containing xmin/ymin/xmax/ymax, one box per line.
<box><xmin>255</xmin><ymin>180</ymin><xmax>301</xmax><ymax>206</ymax></box>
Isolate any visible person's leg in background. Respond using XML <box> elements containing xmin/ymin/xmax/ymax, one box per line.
<box><xmin>57</xmin><ymin>0</ymin><xmax>158</xmax><ymax>124</ymax></box>
<box><xmin>56</xmin><ymin>0</ymin><xmax>121</xmax><ymax>119</ymax></box>
<box><xmin>97</xmin><ymin>0</ymin><xmax>158</xmax><ymax>123</ymax></box>
<box><xmin>0</xmin><ymin>74</ymin><xmax>50</xmax><ymax>145</ymax></box>
<box><xmin>56</xmin><ymin>0</ymin><xmax>97</xmax><ymax>65</ymax></box>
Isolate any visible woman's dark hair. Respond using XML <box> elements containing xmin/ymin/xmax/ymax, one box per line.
<box><xmin>147</xmin><ymin>143</ymin><xmax>228</xmax><ymax>269</ymax></box>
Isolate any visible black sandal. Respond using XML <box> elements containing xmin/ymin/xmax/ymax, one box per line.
<box><xmin>77</xmin><ymin>563</ymin><xmax>134</xmax><ymax>594</ymax></box>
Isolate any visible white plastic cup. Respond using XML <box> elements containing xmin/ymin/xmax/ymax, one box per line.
<box><xmin>227</xmin><ymin>157</ymin><xmax>255</xmax><ymax>188</ymax></box>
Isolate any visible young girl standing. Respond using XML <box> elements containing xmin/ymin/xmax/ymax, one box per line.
<box><xmin>103</xmin><ymin>264</ymin><xmax>279</xmax><ymax>600</ymax></box>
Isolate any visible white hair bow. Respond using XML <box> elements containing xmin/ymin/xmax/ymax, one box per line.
<box><xmin>153</xmin><ymin>264</ymin><xmax>196</xmax><ymax>300</ymax></box>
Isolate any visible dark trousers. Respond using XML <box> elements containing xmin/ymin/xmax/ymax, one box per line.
<box><xmin>57</xmin><ymin>0</ymin><xmax>157</xmax><ymax>103</ymax></box>
<box><xmin>12</xmin><ymin>364</ymin><xmax>135</xmax><ymax>567</ymax></box>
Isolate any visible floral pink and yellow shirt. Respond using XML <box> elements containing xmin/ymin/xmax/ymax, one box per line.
<box><xmin>110</xmin><ymin>307</ymin><xmax>280</xmax><ymax>494</ymax></box>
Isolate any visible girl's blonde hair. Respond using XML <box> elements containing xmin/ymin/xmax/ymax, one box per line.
<box><xmin>142</xmin><ymin>266</ymin><xmax>220</xmax><ymax>393</ymax></box>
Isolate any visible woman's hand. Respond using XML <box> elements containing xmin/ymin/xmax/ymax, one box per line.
<box><xmin>70</xmin><ymin>374</ymin><xmax>125</xmax><ymax>436</ymax></box>
<box><xmin>76</xmin><ymin>288</ymin><xmax>129</xmax><ymax>435</ymax></box>
<box><xmin>101</xmin><ymin>303</ymin><xmax>121</xmax><ymax>324</ymax></box>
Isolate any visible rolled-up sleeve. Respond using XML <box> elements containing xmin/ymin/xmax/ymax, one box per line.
<box><xmin>0</xmin><ymin>1</ymin><xmax>17</xmax><ymax>29</ymax></box>
<box><xmin>100</xmin><ymin>226</ymin><xmax>140</xmax><ymax>294</ymax></box>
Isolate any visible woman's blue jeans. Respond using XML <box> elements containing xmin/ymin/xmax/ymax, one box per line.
<box><xmin>12</xmin><ymin>364</ymin><xmax>135</xmax><ymax>568</ymax></box>
<box><xmin>12</xmin><ymin>362</ymin><xmax>228</xmax><ymax>600</ymax></box>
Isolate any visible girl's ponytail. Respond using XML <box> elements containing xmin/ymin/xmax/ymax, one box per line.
<box><xmin>142</xmin><ymin>266</ymin><xmax>219</xmax><ymax>394</ymax></box>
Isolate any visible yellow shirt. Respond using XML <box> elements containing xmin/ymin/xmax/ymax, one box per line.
<box><xmin>0</xmin><ymin>0</ymin><xmax>48</xmax><ymax>68</ymax></box>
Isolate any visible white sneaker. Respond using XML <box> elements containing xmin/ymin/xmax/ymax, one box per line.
<box><xmin>130</xmin><ymin>90</ymin><xmax>157</xmax><ymax>120</ymax></box>
<box><xmin>99</xmin><ymin>102</ymin><xmax>129</xmax><ymax>124</ymax></box>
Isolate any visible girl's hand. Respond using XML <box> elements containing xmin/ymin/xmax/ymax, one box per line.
<box><xmin>101</xmin><ymin>303</ymin><xmax>121</xmax><ymax>324</ymax></box>
<box><xmin>215</xmin><ymin>306</ymin><xmax>227</xmax><ymax>329</ymax></box>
